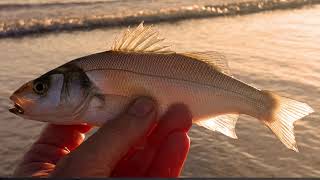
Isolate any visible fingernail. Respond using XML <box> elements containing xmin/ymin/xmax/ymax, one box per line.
<box><xmin>128</xmin><ymin>97</ymin><xmax>155</xmax><ymax>117</ymax></box>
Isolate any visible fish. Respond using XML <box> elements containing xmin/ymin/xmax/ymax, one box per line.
<box><xmin>9</xmin><ymin>22</ymin><xmax>314</xmax><ymax>152</ymax></box>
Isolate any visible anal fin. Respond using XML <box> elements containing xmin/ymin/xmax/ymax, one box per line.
<box><xmin>196</xmin><ymin>114</ymin><xmax>239</xmax><ymax>139</ymax></box>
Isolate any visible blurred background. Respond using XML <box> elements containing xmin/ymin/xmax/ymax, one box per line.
<box><xmin>0</xmin><ymin>0</ymin><xmax>319</xmax><ymax>177</ymax></box>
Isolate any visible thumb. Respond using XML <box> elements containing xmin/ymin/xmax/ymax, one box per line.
<box><xmin>51</xmin><ymin>97</ymin><xmax>158</xmax><ymax>177</ymax></box>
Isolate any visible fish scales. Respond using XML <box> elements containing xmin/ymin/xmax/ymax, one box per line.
<box><xmin>75</xmin><ymin>52</ymin><xmax>264</xmax><ymax>110</ymax></box>
<box><xmin>75</xmin><ymin>51</ymin><xmax>264</xmax><ymax>102</ymax></box>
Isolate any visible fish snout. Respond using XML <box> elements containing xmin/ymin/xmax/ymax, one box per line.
<box><xmin>9</xmin><ymin>95</ymin><xmax>24</xmax><ymax>115</ymax></box>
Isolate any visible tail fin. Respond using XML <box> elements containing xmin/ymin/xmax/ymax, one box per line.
<box><xmin>263</xmin><ymin>91</ymin><xmax>314</xmax><ymax>152</ymax></box>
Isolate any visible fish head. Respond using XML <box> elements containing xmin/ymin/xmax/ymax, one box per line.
<box><xmin>9</xmin><ymin>63</ymin><xmax>93</xmax><ymax>124</ymax></box>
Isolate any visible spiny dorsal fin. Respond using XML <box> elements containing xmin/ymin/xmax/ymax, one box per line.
<box><xmin>111</xmin><ymin>22</ymin><xmax>173</xmax><ymax>54</ymax></box>
<box><xmin>196</xmin><ymin>114</ymin><xmax>239</xmax><ymax>139</ymax></box>
<box><xmin>182</xmin><ymin>51</ymin><xmax>232</xmax><ymax>76</ymax></box>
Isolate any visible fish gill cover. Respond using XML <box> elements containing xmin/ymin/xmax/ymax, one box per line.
<box><xmin>0</xmin><ymin>0</ymin><xmax>319</xmax><ymax>38</ymax></box>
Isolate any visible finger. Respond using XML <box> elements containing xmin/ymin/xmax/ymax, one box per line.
<box><xmin>51</xmin><ymin>97</ymin><xmax>158</xmax><ymax>177</ymax></box>
<box><xmin>148</xmin><ymin>104</ymin><xmax>192</xmax><ymax>145</ymax></box>
<box><xmin>111</xmin><ymin>142</ymin><xmax>157</xmax><ymax>177</ymax></box>
<box><xmin>14</xmin><ymin>162</ymin><xmax>55</xmax><ymax>177</ymax></box>
<box><xmin>146</xmin><ymin>131</ymin><xmax>190</xmax><ymax>177</ymax></box>
<box><xmin>22</xmin><ymin>124</ymin><xmax>92</xmax><ymax>164</ymax></box>
<box><xmin>111</xmin><ymin>104</ymin><xmax>192</xmax><ymax>177</ymax></box>
<box><xmin>36</xmin><ymin>124</ymin><xmax>92</xmax><ymax>151</ymax></box>
<box><xmin>14</xmin><ymin>124</ymin><xmax>92</xmax><ymax>177</ymax></box>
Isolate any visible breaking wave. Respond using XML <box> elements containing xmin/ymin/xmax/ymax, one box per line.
<box><xmin>0</xmin><ymin>0</ymin><xmax>319</xmax><ymax>38</ymax></box>
<box><xmin>0</xmin><ymin>1</ymin><xmax>118</xmax><ymax>10</ymax></box>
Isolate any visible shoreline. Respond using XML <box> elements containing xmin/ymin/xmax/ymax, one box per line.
<box><xmin>1</xmin><ymin>0</ymin><xmax>319</xmax><ymax>39</ymax></box>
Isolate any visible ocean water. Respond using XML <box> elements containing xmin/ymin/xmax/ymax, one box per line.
<box><xmin>0</xmin><ymin>0</ymin><xmax>319</xmax><ymax>37</ymax></box>
<box><xmin>0</xmin><ymin>0</ymin><xmax>320</xmax><ymax>177</ymax></box>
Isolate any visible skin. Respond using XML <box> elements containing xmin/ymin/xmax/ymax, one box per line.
<box><xmin>13</xmin><ymin>97</ymin><xmax>192</xmax><ymax>177</ymax></box>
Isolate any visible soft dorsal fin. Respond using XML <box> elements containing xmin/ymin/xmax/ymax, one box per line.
<box><xmin>182</xmin><ymin>51</ymin><xmax>232</xmax><ymax>76</ymax></box>
<box><xmin>111</xmin><ymin>22</ymin><xmax>173</xmax><ymax>54</ymax></box>
<box><xmin>196</xmin><ymin>114</ymin><xmax>239</xmax><ymax>139</ymax></box>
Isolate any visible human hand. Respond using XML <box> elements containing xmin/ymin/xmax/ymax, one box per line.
<box><xmin>13</xmin><ymin>97</ymin><xmax>192</xmax><ymax>177</ymax></box>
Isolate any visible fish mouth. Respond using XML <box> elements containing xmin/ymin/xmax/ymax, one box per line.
<box><xmin>9</xmin><ymin>103</ymin><xmax>24</xmax><ymax>115</ymax></box>
<box><xmin>9</xmin><ymin>95</ymin><xmax>25</xmax><ymax>115</ymax></box>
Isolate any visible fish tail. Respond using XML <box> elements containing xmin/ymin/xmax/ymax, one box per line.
<box><xmin>261</xmin><ymin>90</ymin><xmax>314</xmax><ymax>152</ymax></box>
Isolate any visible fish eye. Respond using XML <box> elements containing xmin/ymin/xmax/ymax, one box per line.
<box><xmin>33</xmin><ymin>81</ymin><xmax>48</xmax><ymax>95</ymax></box>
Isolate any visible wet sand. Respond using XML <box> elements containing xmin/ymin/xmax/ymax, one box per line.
<box><xmin>0</xmin><ymin>5</ymin><xmax>319</xmax><ymax>177</ymax></box>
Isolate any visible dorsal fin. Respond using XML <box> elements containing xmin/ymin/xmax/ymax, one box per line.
<box><xmin>182</xmin><ymin>51</ymin><xmax>232</xmax><ymax>76</ymax></box>
<box><xmin>111</xmin><ymin>22</ymin><xmax>173</xmax><ymax>54</ymax></box>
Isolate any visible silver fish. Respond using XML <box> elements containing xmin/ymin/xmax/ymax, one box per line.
<box><xmin>9</xmin><ymin>23</ymin><xmax>314</xmax><ymax>152</ymax></box>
